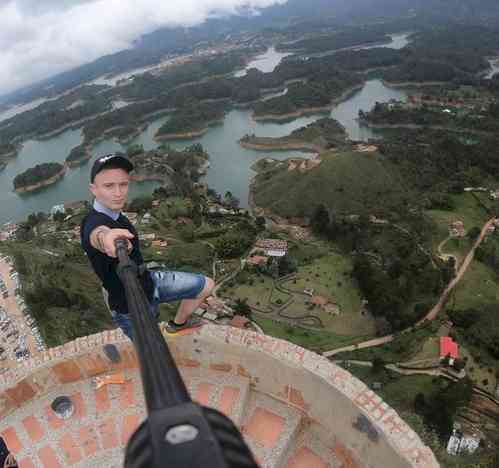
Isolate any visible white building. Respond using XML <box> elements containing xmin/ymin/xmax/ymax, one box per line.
<box><xmin>447</xmin><ymin>430</ymin><xmax>480</xmax><ymax>456</ymax></box>
<box><xmin>50</xmin><ymin>204</ymin><xmax>65</xmax><ymax>216</ymax></box>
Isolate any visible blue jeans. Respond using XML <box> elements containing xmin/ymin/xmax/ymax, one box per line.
<box><xmin>111</xmin><ymin>270</ymin><xmax>206</xmax><ymax>340</ymax></box>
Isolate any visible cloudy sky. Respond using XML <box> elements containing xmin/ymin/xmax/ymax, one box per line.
<box><xmin>0</xmin><ymin>0</ymin><xmax>286</xmax><ymax>96</ymax></box>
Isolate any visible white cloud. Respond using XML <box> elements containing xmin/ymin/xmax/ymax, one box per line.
<box><xmin>0</xmin><ymin>0</ymin><xmax>286</xmax><ymax>96</ymax></box>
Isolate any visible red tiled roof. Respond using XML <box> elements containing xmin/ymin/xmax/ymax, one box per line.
<box><xmin>311</xmin><ymin>296</ymin><xmax>328</xmax><ymax>306</ymax></box>
<box><xmin>440</xmin><ymin>337</ymin><xmax>459</xmax><ymax>359</ymax></box>
<box><xmin>247</xmin><ymin>255</ymin><xmax>268</xmax><ymax>265</ymax></box>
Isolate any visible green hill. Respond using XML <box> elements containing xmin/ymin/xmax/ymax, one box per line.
<box><xmin>253</xmin><ymin>150</ymin><xmax>412</xmax><ymax>219</ymax></box>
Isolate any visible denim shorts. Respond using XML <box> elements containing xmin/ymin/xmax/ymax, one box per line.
<box><xmin>111</xmin><ymin>270</ymin><xmax>206</xmax><ymax>340</ymax></box>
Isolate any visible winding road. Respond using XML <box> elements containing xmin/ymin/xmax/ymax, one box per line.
<box><xmin>323</xmin><ymin>218</ymin><xmax>497</xmax><ymax>358</ymax></box>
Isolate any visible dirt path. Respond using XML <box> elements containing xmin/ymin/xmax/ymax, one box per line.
<box><xmin>335</xmin><ymin>359</ymin><xmax>456</xmax><ymax>378</ymax></box>
<box><xmin>422</xmin><ymin>217</ymin><xmax>495</xmax><ymax>322</ymax></box>
<box><xmin>323</xmin><ymin>336</ymin><xmax>393</xmax><ymax>357</ymax></box>
<box><xmin>323</xmin><ymin>218</ymin><xmax>496</xmax><ymax>358</ymax></box>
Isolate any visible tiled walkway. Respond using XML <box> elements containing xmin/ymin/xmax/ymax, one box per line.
<box><xmin>1</xmin><ymin>366</ymin><xmax>342</xmax><ymax>467</ymax></box>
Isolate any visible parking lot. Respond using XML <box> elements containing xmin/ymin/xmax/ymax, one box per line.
<box><xmin>0</xmin><ymin>255</ymin><xmax>45</xmax><ymax>372</ymax></box>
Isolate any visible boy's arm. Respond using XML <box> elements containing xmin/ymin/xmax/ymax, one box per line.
<box><xmin>89</xmin><ymin>226</ymin><xmax>134</xmax><ymax>258</ymax></box>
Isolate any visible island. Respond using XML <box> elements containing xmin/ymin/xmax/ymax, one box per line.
<box><xmin>65</xmin><ymin>144</ymin><xmax>92</xmax><ymax>167</ymax></box>
<box><xmin>124</xmin><ymin>142</ymin><xmax>209</xmax><ymax>185</ymax></box>
<box><xmin>13</xmin><ymin>162</ymin><xmax>66</xmax><ymax>193</ymax></box>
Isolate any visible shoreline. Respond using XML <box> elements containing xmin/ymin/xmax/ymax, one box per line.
<box><xmin>155</xmin><ymin>127</ymin><xmax>209</xmax><ymax>141</ymax></box>
<box><xmin>240</xmin><ymin>139</ymin><xmax>322</xmax><ymax>153</ymax></box>
<box><xmin>14</xmin><ymin>165</ymin><xmax>67</xmax><ymax>193</ymax></box>
<box><xmin>35</xmin><ymin>110</ymin><xmax>111</xmax><ymax>140</ymax></box>
<box><xmin>253</xmin><ymin>83</ymin><xmax>364</xmax><ymax>122</ymax></box>
<box><xmin>382</xmin><ymin>80</ymin><xmax>449</xmax><ymax>88</ymax></box>
<box><xmin>254</xmin><ymin>105</ymin><xmax>332</xmax><ymax>122</ymax></box>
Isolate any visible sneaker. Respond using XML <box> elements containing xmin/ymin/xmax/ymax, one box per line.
<box><xmin>165</xmin><ymin>315</ymin><xmax>203</xmax><ymax>333</ymax></box>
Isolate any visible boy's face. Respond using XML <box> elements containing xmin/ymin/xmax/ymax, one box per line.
<box><xmin>90</xmin><ymin>167</ymin><xmax>130</xmax><ymax>211</ymax></box>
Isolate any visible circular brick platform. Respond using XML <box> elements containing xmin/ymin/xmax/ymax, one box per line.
<box><xmin>0</xmin><ymin>325</ymin><xmax>439</xmax><ymax>467</ymax></box>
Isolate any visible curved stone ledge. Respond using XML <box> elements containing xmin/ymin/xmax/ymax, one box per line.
<box><xmin>0</xmin><ymin>325</ymin><xmax>439</xmax><ymax>468</ymax></box>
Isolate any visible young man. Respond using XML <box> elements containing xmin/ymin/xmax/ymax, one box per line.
<box><xmin>80</xmin><ymin>153</ymin><xmax>214</xmax><ymax>340</ymax></box>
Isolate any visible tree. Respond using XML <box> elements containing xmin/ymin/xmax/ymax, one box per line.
<box><xmin>414</xmin><ymin>393</ymin><xmax>426</xmax><ymax>414</ymax></box>
<box><xmin>53</xmin><ymin>211</ymin><xmax>65</xmax><ymax>223</ymax></box>
<box><xmin>128</xmin><ymin>196</ymin><xmax>153</xmax><ymax>212</ymax></box>
<box><xmin>223</xmin><ymin>191</ymin><xmax>239</xmax><ymax>210</ymax></box>
<box><xmin>448</xmin><ymin>308</ymin><xmax>479</xmax><ymax>329</ymax></box>
<box><xmin>215</xmin><ymin>231</ymin><xmax>253</xmax><ymax>258</ymax></box>
<box><xmin>191</xmin><ymin>204</ymin><xmax>203</xmax><ymax>227</ymax></box>
<box><xmin>278</xmin><ymin>255</ymin><xmax>297</xmax><ymax>277</ymax></box>
<box><xmin>467</xmin><ymin>226</ymin><xmax>481</xmax><ymax>242</ymax></box>
<box><xmin>178</xmin><ymin>224</ymin><xmax>196</xmax><ymax>243</ymax></box>
<box><xmin>126</xmin><ymin>144</ymin><xmax>144</xmax><ymax>158</ymax></box>
<box><xmin>26</xmin><ymin>213</ymin><xmax>42</xmax><ymax>227</ymax></box>
<box><xmin>371</xmin><ymin>357</ymin><xmax>386</xmax><ymax>375</ymax></box>
<box><xmin>13</xmin><ymin>252</ymin><xmax>27</xmax><ymax>275</ymax></box>
<box><xmin>453</xmin><ymin>358</ymin><xmax>466</xmax><ymax>372</ymax></box>
<box><xmin>233</xmin><ymin>298</ymin><xmax>252</xmax><ymax>317</ymax></box>
<box><xmin>255</xmin><ymin>216</ymin><xmax>266</xmax><ymax>232</ymax></box>
<box><xmin>492</xmin><ymin>450</ymin><xmax>499</xmax><ymax>468</ymax></box>
<box><xmin>311</xmin><ymin>204</ymin><xmax>329</xmax><ymax>235</ymax></box>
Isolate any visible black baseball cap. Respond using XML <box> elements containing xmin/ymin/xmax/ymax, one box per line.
<box><xmin>90</xmin><ymin>153</ymin><xmax>134</xmax><ymax>183</ymax></box>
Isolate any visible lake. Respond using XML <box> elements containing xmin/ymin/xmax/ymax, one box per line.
<box><xmin>0</xmin><ymin>38</ymin><xmax>409</xmax><ymax>225</ymax></box>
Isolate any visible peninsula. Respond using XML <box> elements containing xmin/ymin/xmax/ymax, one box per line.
<box><xmin>252</xmin><ymin>78</ymin><xmax>363</xmax><ymax>121</ymax></box>
<box><xmin>65</xmin><ymin>144</ymin><xmax>92</xmax><ymax>167</ymax></box>
<box><xmin>240</xmin><ymin>117</ymin><xmax>348</xmax><ymax>153</ymax></box>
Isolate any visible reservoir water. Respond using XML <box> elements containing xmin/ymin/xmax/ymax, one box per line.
<box><xmin>0</xmin><ymin>36</ymin><xmax>409</xmax><ymax>225</ymax></box>
<box><xmin>234</xmin><ymin>47</ymin><xmax>292</xmax><ymax>77</ymax></box>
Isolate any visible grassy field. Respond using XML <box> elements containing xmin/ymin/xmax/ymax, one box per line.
<box><xmin>221</xmin><ymin>274</ymin><xmax>275</xmax><ymax>308</ymax></box>
<box><xmin>459</xmin><ymin>345</ymin><xmax>498</xmax><ymax>393</ymax></box>
<box><xmin>288</xmin><ymin>240</ymin><xmax>330</xmax><ymax>265</ymax></box>
<box><xmin>281</xmin><ymin>253</ymin><xmax>375</xmax><ymax>335</ymax></box>
<box><xmin>428</xmin><ymin>193</ymin><xmax>490</xmax><ymax>233</ymax></box>
<box><xmin>254</xmin><ymin>317</ymin><xmax>366</xmax><ymax>353</ymax></box>
<box><xmin>253</xmin><ymin>150</ymin><xmax>411</xmax><ymax>218</ymax></box>
<box><xmin>446</xmin><ymin>260</ymin><xmax>498</xmax><ymax>311</ymax></box>
<box><xmin>337</xmin><ymin>321</ymin><xmax>440</xmax><ymax>363</ymax></box>
<box><xmin>406</xmin><ymin>336</ymin><xmax>441</xmax><ymax>365</ymax></box>
<box><xmin>427</xmin><ymin>192</ymin><xmax>490</xmax><ymax>260</ymax></box>
<box><xmin>222</xmin><ymin>248</ymin><xmax>375</xmax><ymax>336</ymax></box>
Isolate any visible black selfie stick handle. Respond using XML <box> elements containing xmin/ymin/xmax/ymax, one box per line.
<box><xmin>115</xmin><ymin>238</ymin><xmax>259</xmax><ymax>468</ymax></box>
